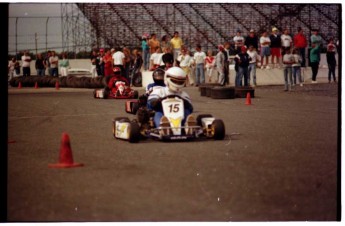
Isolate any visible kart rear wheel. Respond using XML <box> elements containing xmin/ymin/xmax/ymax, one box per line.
<box><xmin>211</xmin><ymin>119</ymin><xmax>225</xmax><ymax>140</ymax></box>
<box><xmin>196</xmin><ymin>114</ymin><xmax>213</xmax><ymax>126</ymax></box>
<box><xmin>129</xmin><ymin>121</ymin><xmax>140</xmax><ymax>143</ymax></box>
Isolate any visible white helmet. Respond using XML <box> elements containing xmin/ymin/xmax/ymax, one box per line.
<box><xmin>164</xmin><ymin>67</ymin><xmax>186</xmax><ymax>92</ymax></box>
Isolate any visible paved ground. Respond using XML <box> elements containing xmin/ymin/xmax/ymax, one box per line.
<box><xmin>7</xmin><ymin>82</ymin><xmax>339</xmax><ymax>222</ymax></box>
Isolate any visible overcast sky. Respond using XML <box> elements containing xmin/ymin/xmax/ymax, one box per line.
<box><xmin>8</xmin><ymin>3</ymin><xmax>65</xmax><ymax>54</ymax></box>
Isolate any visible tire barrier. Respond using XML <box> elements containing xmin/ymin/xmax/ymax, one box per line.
<box><xmin>9</xmin><ymin>75</ymin><xmax>106</xmax><ymax>89</ymax></box>
<box><xmin>235</xmin><ymin>87</ymin><xmax>255</xmax><ymax>98</ymax></box>
<box><xmin>210</xmin><ymin>87</ymin><xmax>235</xmax><ymax>99</ymax></box>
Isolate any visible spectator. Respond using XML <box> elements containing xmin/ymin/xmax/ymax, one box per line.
<box><xmin>269</xmin><ymin>27</ymin><xmax>281</xmax><ymax>68</ymax></box>
<box><xmin>260</xmin><ymin>31</ymin><xmax>271</xmax><ymax>69</ymax></box>
<box><xmin>205</xmin><ymin>50</ymin><xmax>215</xmax><ymax>83</ymax></box>
<box><xmin>310</xmin><ymin>28</ymin><xmax>322</xmax><ymax>46</ymax></box>
<box><xmin>223</xmin><ymin>42</ymin><xmax>231</xmax><ymax>85</ymax></box>
<box><xmin>233</xmin><ymin>29</ymin><xmax>245</xmax><ymax>54</ymax></box>
<box><xmin>44</xmin><ymin>50</ymin><xmax>51</xmax><ymax>76</ymax></box>
<box><xmin>8</xmin><ymin>57</ymin><xmax>18</xmax><ymax>82</ymax></box>
<box><xmin>282</xmin><ymin>47</ymin><xmax>294</xmax><ymax>91</ymax></box>
<box><xmin>281</xmin><ymin>28</ymin><xmax>293</xmax><ymax>56</ymax></box>
<box><xmin>193</xmin><ymin>44</ymin><xmax>206</xmax><ymax>86</ymax></box>
<box><xmin>49</xmin><ymin>51</ymin><xmax>59</xmax><ymax>77</ymax></box>
<box><xmin>123</xmin><ymin>47</ymin><xmax>132</xmax><ymax>80</ymax></box>
<box><xmin>234</xmin><ymin>46</ymin><xmax>251</xmax><ymax>87</ymax></box>
<box><xmin>293</xmin><ymin>27</ymin><xmax>308</xmax><ymax>67</ymax></box>
<box><xmin>292</xmin><ymin>48</ymin><xmax>303</xmax><ymax>87</ymax></box>
<box><xmin>148</xmin><ymin>33</ymin><xmax>160</xmax><ymax>55</ymax></box>
<box><xmin>309</xmin><ymin>43</ymin><xmax>321</xmax><ymax>83</ymax></box>
<box><xmin>112</xmin><ymin>47</ymin><xmax>125</xmax><ymax>76</ymax></box>
<box><xmin>90</xmin><ymin>50</ymin><xmax>99</xmax><ymax>77</ymax></box>
<box><xmin>216</xmin><ymin>45</ymin><xmax>225</xmax><ymax>86</ymax></box>
<box><xmin>98</xmin><ymin>48</ymin><xmax>105</xmax><ymax>76</ymax></box>
<box><xmin>177</xmin><ymin>47</ymin><xmax>193</xmax><ymax>86</ymax></box>
<box><xmin>150</xmin><ymin>47</ymin><xmax>164</xmax><ymax>71</ymax></box>
<box><xmin>247</xmin><ymin>45</ymin><xmax>258</xmax><ymax>87</ymax></box>
<box><xmin>14</xmin><ymin>59</ymin><xmax>20</xmax><ymax>76</ymax></box>
<box><xmin>35</xmin><ymin>53</ymin><xmax>45</xmax><ymax>76</ymax></box>
<box><xmin>131</xmin><ymin>49</ymin><xmax>143</xmax><ymax>85</ymax></box>
<box><xmin>161</xmin><ymin>35</ymin><xmax>172</xmax><ymax>53</ymax></box>
<box><xmin>103</xmin><ymin>49</ymin><xmax>113</xmax><ymax>76</ymax></box>
<box><xmin>326</xmin><ymin>38</ymin><xmax>337</xmax><ymax>83</ymax></box>
<box><xmin>160</xmin><ymin>48</ymin><xmax>174</xmax><ymax>71</ymax></box>
<box><xmin>21</xmin><ymin>50</ymin><xmax>32</xmax><ymax>77</ymax></box>
<box><xmin>245</xmin><ymin>29</ymin><xmax>259</xmax><ymax>50</ymax></box>
<box><xmin>170</xmin><ymin>31</ymin><xmax>184</xmax><ymax>65</ymax></box>
<box><xmin>141</xmin><ymin>35</ymin><xmax>150</xmax><ymax>71</ymax></box>
<box><xmin>59</xmin><ymin>53</ymin><xmax>69</xmax><ymax>77</ymax></box>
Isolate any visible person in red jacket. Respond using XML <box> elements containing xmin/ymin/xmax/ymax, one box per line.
<box><xmin>293</xmin><ymin>27</ymin><xmax>308</xmax><ymax>67</ymax></box>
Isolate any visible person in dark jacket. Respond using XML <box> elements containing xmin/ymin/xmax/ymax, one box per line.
<box><xmin>326</xmin><ymin>38</ymin><xmax>337</xmax><ymax>83</ymax></box>
<box><xmin>234</xmin><ymin>46</ymin><xmax>251</xmax><ymax>87</ymax></box>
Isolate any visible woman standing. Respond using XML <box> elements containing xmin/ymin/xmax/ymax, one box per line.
<box><xmin>103</xmin><ymin>49</ymin><xmax>113</xmax><ymax>76</ymax></box>
<box><xmin>59</xmin><ymin>53</ymin><xmax>70</xmax><ymax>76</ymax></box>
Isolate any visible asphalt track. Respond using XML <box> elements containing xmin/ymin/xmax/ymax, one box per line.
<box><xmin>7</xmin><ymin>83</ymin><xmax>339</xmax><ymax>222</ymax></box>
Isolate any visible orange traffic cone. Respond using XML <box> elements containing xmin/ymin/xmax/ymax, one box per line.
<box><xmin>18</xmin><ymin>82</ymin><xmax>22</xmax><ymax>89</ymax></box>
<box><xmin>48</xmin><ymin>133</ymin><xmax>84</xmax><ymax>168</ymax></box>
<box><xmin>55</xmin><ymin>81</ymin><xmax>60</xmax><ymax>90</ymax></box>
<box><xmin>34</xmin><ymin>82</ymin><xmax>38</xmax><ymax>89</ymax></box>
<box><xmin>245</xmin><ymin>92</ymin><xmax>252</xmax><ymax>105</ymax></box>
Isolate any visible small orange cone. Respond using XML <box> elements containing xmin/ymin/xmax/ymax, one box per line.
<box><xmin>48</xmin><ymin>133</ymin><xmax>84</xmax><ymax>168</ymax></box>
<box><xmin>55</xmin><ymin>81</ymin><xmax>60</xmax><ymax>90</ymax></box>
<box><xmin>245</xmin><ymin>92</ymin><xmax>252</xmax><ymax>105</ymax></box>
<box><xmin>18</xmin><ymin>82</ymin><xmax>22</xmax><ymax>89</ymax></box>
<box><xmin>34</xmin><ymin>82</ymin><xmax>38</xmax><ymax>89</ymax></box>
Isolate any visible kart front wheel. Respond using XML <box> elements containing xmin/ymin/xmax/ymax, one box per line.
<box><xmin>211</xmin><ymin>119</ymin><xmax>225</xmax><ymax>140</ymax></box>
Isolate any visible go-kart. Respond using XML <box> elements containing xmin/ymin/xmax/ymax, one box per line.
<box><xmin>93</xmin><ymin>75</ymin><xmax>139</xmax><ymax>99</ymax></box>
<box><xmin>112</xmin><ymin>95</ymin><xmax>225</xmax><ymax>143</ymax></box>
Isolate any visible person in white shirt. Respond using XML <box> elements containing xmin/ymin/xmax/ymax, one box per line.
<box><xmin>193</xmin><ymin>44</ymin><xmax>206</xmax><ymax>86</ymax></box>
<box><xmin>247</xmin><ymin>45</ymin><xmax>259</xmax><ymax>87</ymax></box>
<box><xmin>49</xmin><ymin>51</ymin><xmax>59</xmax><ymax>77</ymax></box>
<box><xmin>281</xmin><ymin>29</ymin><xmax>293</xmax><ymax>56</ymax></box>
<box><xmin>149</xmin><ymin>47</ymin><xmax>164</xmax><ymax>70</ymax></box>
<box><xmin>260</xmin><ymin>31</ymin><xmax>271</xmax><ymax>69</ymax></box>
<box><xmin>233</xmin><ymin>30</ymin><xmax>245</xmax><ymax>53</ymax></box>
<box><xmin>112</xmin><ymin>47</ymin><xmax>125</xmax><ymax>76</ymax></box>
<box><xmin>177</xmin><ymin>48</ymin><xmax>193</xmax><ymax>86</ymax></box>
<box><xmin>21</xmin><ymin>51</ymin><xmax>31</xmax><ymax>77</ymax></box>
<box><xmin>216</xmin><ymin>45</ymin><xmax>225</xmax><ymax>86</ymax></box>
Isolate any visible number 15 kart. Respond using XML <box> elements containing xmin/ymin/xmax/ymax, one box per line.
<box><xmin>112</xmin><ymin>95</ymin><xmax>226</xmax><ymax>143</ymax></box>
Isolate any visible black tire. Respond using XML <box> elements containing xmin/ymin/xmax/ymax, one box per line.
<box><xmin>198</xmin><ymin>83</ymin><xmax>219</xmax><ymax>92</ymax></box>
<box><xmin>129</xmin><ymin>121</ymin><xmax>141</xmax><ymax>143</ymax></box>
<box><xmin>200</xmin><ymin>86</ymin><xmax>207</xmax><ymax>96</ymax></box>
<box><xmin>212</xmin><ymin>119</ymin><xmax>225</xmax><ymax>140</ymax></box>
<box><xmin>211</xmin><ymin>87</ymin><xmax>235</xmax><ymax>99</ymax></box>
<box><xmin>132</xmin><ymin>72</ymin><xmax>142</xmax><ymax>87</ymax></box>
<box><xmin>103</xmin><ymin>87</ymin><xmax>110</xmax><ymax>99</ymax></box>
<box><xmin>206</xmin><ymin>87</ymin><xmax>214</xmax><ymax>97</ymax></box>
<box><xmin>196</xmin><ymin>114</ymin><xmax>213</xmax><ymax>126</ymax></box>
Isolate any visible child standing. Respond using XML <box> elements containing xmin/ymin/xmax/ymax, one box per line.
<box><xmin>292</xmin><ymin>48</ymin><xmax>303</xmax><ymax>86</ymax></box>
<box><xmin>326</xmin><ymin>38</ymin><xmax>337</xmax><ymax>83</ymax></box>
<box><xmin>205</xmin><ymin>50</ymin><xmax>215</xmax><ymax>82</ymax></box>
<box><xmin>282</xmin><ymin>47</ymin><xmax>294</xmax><ymax>91</ymax></box>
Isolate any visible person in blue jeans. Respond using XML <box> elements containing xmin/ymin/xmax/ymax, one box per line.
<box><xmin>234</xmin><ymin>46</ymin><xmax>251</xmax><ymax>87</ymax></box>
<box><xmin>282</xmin><ymin>47</ymin><xmax>294</xmax><ymax>91</ymax></box>
<box><xmin>193</xmin><ymin>45</ymin><xmax>206</xmax><ymax>86</ymax></box>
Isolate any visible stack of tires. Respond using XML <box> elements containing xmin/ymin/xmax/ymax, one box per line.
<box><xmin>199</xmin><ymin>84</ymin><xmax>254</xmax><ymax>99</ymax></box>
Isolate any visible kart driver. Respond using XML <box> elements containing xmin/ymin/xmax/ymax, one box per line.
<box><xmin>108</xmin><ymin>67</ymin><xmax>130</xmax><ymax>96</ymax></box>
<box><xmin>147</xmin><ymin>66</ymin><xmax>196</xmax><ymax>133</ymax></box>
<box><xmin>145</xmin><ymin>68</ymin><xmax>166</xmax><ymax>95</ymax></box>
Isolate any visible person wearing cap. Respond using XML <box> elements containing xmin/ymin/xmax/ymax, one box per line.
<box><xmin>245</xmin><ymin>29</ymin><xmax>259</xmax><ymax>51</ymax></box>
<box><xmin>170</xmin><ymin>31</ymin><xmax>184</xmax><ymax>66</ymax></box>
<box><xmin>269</xmin><ymin>27</ymin><xmax>281</xmax><ymax>68</ymax></box>
<box><xmin>233</xmin><ymin>29</ymin><xmax>245</xmax><ymax>54</ymax></box>
<box><xmin>234</xmin><ymin>46</ymin><xmax>251</xmax><ymax>87</ymax></box>
<box><xmin>293</xmin><ymin>27</ymin><xmax>308</xmax><ymax>67</ymax></box>
<box><xmin>260</xmin><ymin>31</ymin><xmax>271</xmax><ymax>69</ymax></box>
<box><xmin>216</xmin><ymin>45</ymin><xmax>225</xmax><ymax>86</ymax></box>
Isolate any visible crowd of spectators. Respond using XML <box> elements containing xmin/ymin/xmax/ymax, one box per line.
<box><xmin>8</xmin><ymin>27</ymin><xmax>338</xmax><ymax>87</ymax></box>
